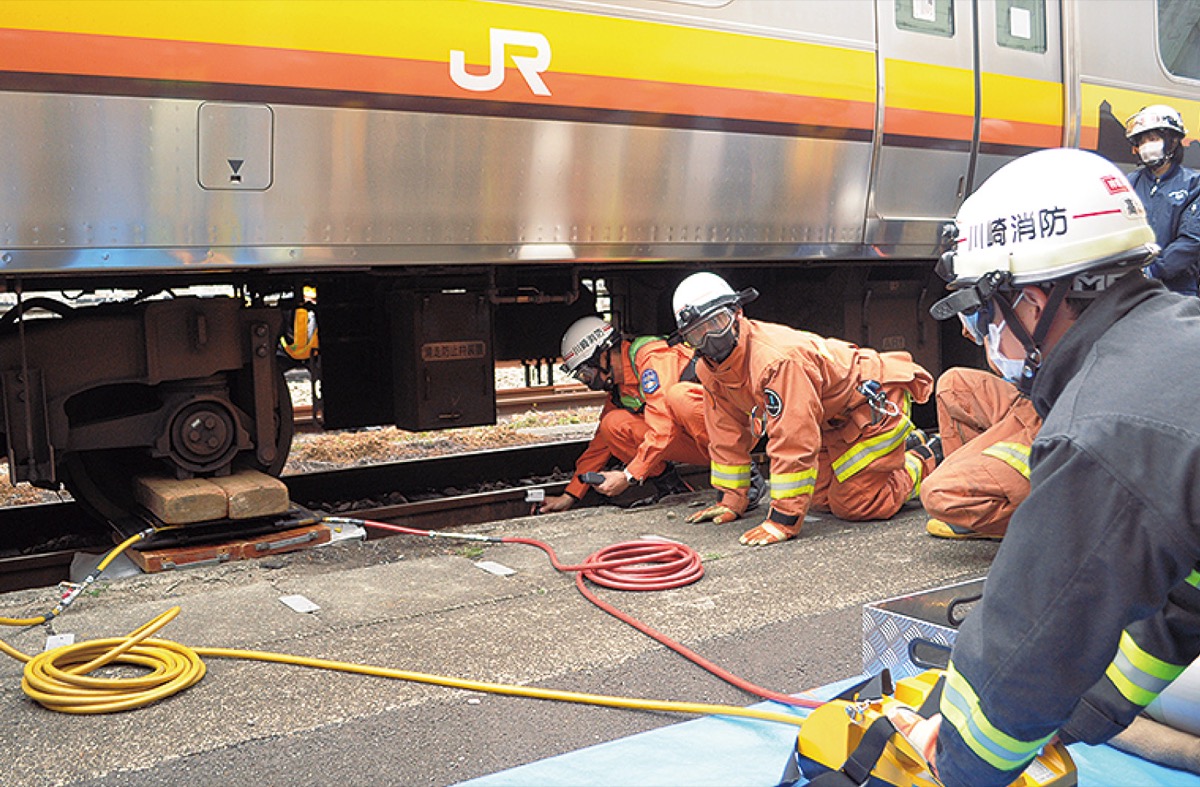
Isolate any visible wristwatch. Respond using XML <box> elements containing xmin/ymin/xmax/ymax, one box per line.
<box><xmin>623</xmin><ymin>468</ymin><xmax>639</xmax><ymax>485</ymax></box>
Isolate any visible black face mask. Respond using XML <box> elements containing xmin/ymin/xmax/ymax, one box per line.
<box><xmin>575</xmin><ymin>352</ymin><xmax>615</xmax><ymax>392</ymax></box>
<box><xmin>695</xmin><ymin>319</ymin><xmax>739</xmax><ymax>363</ymax></box>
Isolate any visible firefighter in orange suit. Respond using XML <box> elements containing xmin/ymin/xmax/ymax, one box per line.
<box><xmin>538</xmin><ymin>316</ymin><xmax>710</xmax><ymax>512</ymax></box>
<box><xmin>920</xmin><ymin>366</ymin><xmax>1042</xmax><ymax>540</ymax></box>
<box><xmin>672</xmin><ymin>272</ymin><xmax>937</xmax><ymax>546</ymax></box>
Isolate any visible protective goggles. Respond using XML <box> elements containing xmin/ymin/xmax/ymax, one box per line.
<box><xmin>571</xmin><ymin>364</ymin><xmax>602</xmax><ymax>386</ymax></box>
<box><xmin>957</xmin><ymin>301</ymin><xmax>996</xmax><ymax>346</ymax></box>
<box><xmin>680</xmin><ymin>307</ymin><xmax>736</xmax><ymax>348</ymax></box>
<box><xmin>958</xmin><ymin>293</ymin><xmax>1030</xmax><ymax>347</ymax></box>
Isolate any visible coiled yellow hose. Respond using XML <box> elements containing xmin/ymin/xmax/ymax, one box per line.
<box><xmin>6</xmin><ymin>605</ymin><xmax>807</xmax><ymax>725</ymax></box>
<box><xmin>19</xmin><ymin>607</ymin><xmax>205</xmax><ymax>713</ymax></box>
<box><xmin>2</xmin><ymin>531</ymin><xmax>811</xmax><ymax>727</ymax></box>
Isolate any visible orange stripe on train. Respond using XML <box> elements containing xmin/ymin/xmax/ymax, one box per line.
<box><xmin>0</xmin><ymin>28</ymin><xmax>877</xmax><ymax>132</ymax></box>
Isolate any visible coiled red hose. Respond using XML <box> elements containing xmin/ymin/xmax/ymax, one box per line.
<box><xmin>513</xmin><ymin>538</ymin><xmax>704</xmax><ymax>590</ymax></box>
<box><xmin>356</xmin><ymin>520</ymin><xmax>820</xmax><ymax>709</ymax></box>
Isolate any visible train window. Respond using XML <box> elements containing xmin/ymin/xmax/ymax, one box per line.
<box><xmin>1158</xmin><ymin>0</ymin><xmax>1200</xmax><ymax>80</ymax></box>
<box><xmin>995</xmin><ymin>0</ymin><xmax>1046</xmax><ymax>53</ymax></box>
<box><xmin>894</xmin><ymin>0</ymin><xmax>954</xmax><ymax>38</ymax></box>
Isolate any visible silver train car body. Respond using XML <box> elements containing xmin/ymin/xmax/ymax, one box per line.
<box><xmin>0</xmin><ymin>0</ymin><xmax>1197</xmax><ymax>518</ymax></box>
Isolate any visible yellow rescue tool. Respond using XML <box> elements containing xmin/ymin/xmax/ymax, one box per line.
<box><xmin>787</xmin><ymin>669</ymin><xmax>1076</xmax><ymax>787</ymax></box>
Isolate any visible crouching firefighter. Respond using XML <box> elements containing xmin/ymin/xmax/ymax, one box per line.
<box><xmin>880</xmin><ymin>148</ymin><xmax>1200</xmax><ymax>787</ymax></box>
<box><xmin>538</xmin><ymin>316</ymin><xmax>712</xmax><ymax>512</ymax></box>
<box><xmin>671</xmin><ymin>272</ymin><xmax>936</xmax><ymax>546</ymax></box>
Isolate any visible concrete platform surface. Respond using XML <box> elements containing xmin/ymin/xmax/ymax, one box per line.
<box><xmin>0</xmin><ymin>494</ymin><xmax>999</xmax><ymax>787</ymax></box>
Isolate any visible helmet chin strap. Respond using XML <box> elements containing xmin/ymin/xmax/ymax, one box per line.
<box><xmin>991</xmin><ymin>282</ymin><xmax>1069</xmax><ymax>395</ymax></box>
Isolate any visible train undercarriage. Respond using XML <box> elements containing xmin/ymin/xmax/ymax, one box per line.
<box><xmin>0</xmin><ymin>262</ymin><xmax>958</xmax><ymax>528</ymax></box>
<box><xmin>0</xmin><ymin>292</ymin><xmax>292</xmax><ymax>523</ymax></box>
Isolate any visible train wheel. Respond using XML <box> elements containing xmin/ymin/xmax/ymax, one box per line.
<box><xmin>61</xmin><ymin>367</ymin><xmax>294</xmax><ymax>525</ymax></box>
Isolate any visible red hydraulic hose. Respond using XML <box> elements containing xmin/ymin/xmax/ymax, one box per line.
<box><xmin>349</xmin><ymin>519</ymin><xmax>821</xmax><ymax>709</ymax></box>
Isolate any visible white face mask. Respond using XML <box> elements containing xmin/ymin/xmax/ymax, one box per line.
<box><xmin>986</xmin><ymin>321</ymin><xmax>1026</xmax><ymax>384</ymax></box>
<box><xmin>983</xmin><ymin>294</ymin><xmax>1026</xmax><ymax>384</ymax></box>
<box><xmin>1138</xmin><ymin>138</ymin><xmax>1166</xmax><ymax>166</ymax></box>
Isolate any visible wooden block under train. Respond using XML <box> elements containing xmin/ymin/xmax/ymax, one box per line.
<box><xmin>134</xmin><ymin>469</ymin><xmax>290</xmax><ymax>524</ymax></box>
<box><xmin>208</xmin><ymin>469</ymin><xmax>290</xmax><ymax>520</ymax></box>
<box><xmin>133</xmin><ymin>475</ymin><xmax>227</xmax><ymax>524</ymax></box>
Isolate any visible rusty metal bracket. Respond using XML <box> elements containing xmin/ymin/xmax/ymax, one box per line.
<box><xmin>248</xmin><ymin>321</ymin><xmax>277</xmax><ymax>467</ymax></box>
<box><xmin>2</xmin><ymin>368</ymin><xmax>55</xmax><ymax>486</ymax></box>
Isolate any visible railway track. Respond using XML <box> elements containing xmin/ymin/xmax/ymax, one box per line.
<box><xmin>0</xmin><ymin>382</ymin><xmax>616</xmax><ymax>593</ymax></box>
<box><xmin>0</xmin><ymin>441</ymin><xmax>602</xmax><ymax>594</ymax></box>
<box><xmin>292</xmin><ymin>382</ymin><xmax>606</xmax><ymax>429</ymax></box>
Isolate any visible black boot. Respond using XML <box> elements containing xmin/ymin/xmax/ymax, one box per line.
<box><xmin>909</xmin><ymin>435</ymin><xmax>944</xmax><ymax>467</ymax></box>
<box><xmin>746</xmin><ymin>460</ymin><xmax>767</xmax><ymax>511</ymax></box>
<box><xmin>651</xmin><ymin>464</ymin><xmax>693</xmax><ymax>500</ymax></box>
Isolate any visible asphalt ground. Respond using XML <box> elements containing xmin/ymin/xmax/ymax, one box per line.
<box><xmin>0</xmin><ymin>492</ymin><xmax>998</xmax><ymax>787</ymax></box>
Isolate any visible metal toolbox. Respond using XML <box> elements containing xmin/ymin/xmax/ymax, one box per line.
<box><xmin>862</xmin><ymin>577</ymin><xmax>985</xmax><ymax>680</ymax></box>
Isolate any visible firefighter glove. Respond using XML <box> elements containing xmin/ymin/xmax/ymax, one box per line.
<box><xmin>685</xmin><ymin>504</ymin><xmax>739</xmax><ymax>525</ymax></box>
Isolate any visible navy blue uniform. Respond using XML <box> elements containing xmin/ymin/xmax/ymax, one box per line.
<box><xmin>936</xmin><ymin>273</ymin><xmax>1200</xmax><ymax>786</ymax></box>
<box><xmin>1130</xmin><ymin>161</ymin><xmax>1200</xmax><ymax>295</ymax></box>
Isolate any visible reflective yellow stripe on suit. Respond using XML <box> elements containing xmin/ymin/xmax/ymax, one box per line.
<box><xmin>982</xmin><ymin>440</ymin><xmax>1032</xmax><ymax>479</ymax></box>
<box><xmin>769</xmin><ymin>468</ymin><xmax>816</xmax><ymax>500</ymax></box>
<box><xmin>710</xmin><ymin>461</ymin><xmax>750</xmax><ymax>490</ymax></box>
<box><xmin>904</xmin><ymin>451</ymin><xmax>926</xmax><ymax>501</ymax></box>
<box><xmin>1106</xmin><ymin>630</ymin><xmax>1187</xmax><ymax>707</ymax></box>
<box><xmin>831</xmin><ymin>395</ymin><xmax>914</xmax><ymax>483</ymax></box>
<box><xmin>942</xmin><ymin>662</ymin><xmax>1056</xmax><ymax>772</ymax></box>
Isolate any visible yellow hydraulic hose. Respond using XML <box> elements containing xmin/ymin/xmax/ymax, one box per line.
<box><xmin>7</xmin><ymin>605</ymin><xmax>808</xmax><ymax>724</ymax></box>
<box><xmin>0</xmin><ymin>529</ymin><xmax>153</xmax><ymax>629</ymax></box>
<box><xmin>2</xmin><ymin>530</ymin><xmax>812</xmax><ymax>727</ymax></box>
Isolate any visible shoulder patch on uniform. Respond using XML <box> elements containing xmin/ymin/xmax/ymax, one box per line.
<box><xmin>764</xmin><ymin>388</ymin><xmax>783</xmax><ymax>418</ymax></box>
<box><xmin>640</xmin><ymin>368</ymin><xmax>660</xmax><ymax>395</ymax></box>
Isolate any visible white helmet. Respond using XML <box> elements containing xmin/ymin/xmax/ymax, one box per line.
<box><xmin>931</xmin><ymin>148</ymin><xmax>1157</xmax><ymax>321</ymax></box>
<box><xmin>559</xmin><ymin>316</ymin><xmax>615</xmax><ymax>374</ymax></box>
<box><xmin>672</xmin><ymin>272</ymin><xmax>740</xmax><ymax>332</ymax></box>
<box><xmin>1124</xmin><ymin>104</ymin><xmax>1187</xmax><ymax>141</ymax></box>
<box><xmin>930</xmin><ymin>148</ymin><xmax>1158</xmax><ymax>394</ymax></box>
<box><xmin>672</xmin><ymin>272</ymin><xmax>759</xmax><ymax>362</ymax></box>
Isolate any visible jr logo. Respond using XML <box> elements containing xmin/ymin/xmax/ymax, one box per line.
<box><xmin>450</xmin><ymin>28</ymin><xmax>552</xmax><ymax>96</ymax></box>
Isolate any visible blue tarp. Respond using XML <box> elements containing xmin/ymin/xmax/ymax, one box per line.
<box><xmin>460</xmin><ymin>677</ymin><xmax>1200</xmax><ymax>787</ymax></box>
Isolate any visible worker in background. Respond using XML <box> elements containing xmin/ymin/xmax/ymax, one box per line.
<box><xmin>280</xmin><ymin>285</ymin><xmax>321</xmax><ymax>420</ymax></box>
<box><xmin>537</xmin><ymin>316</ymin><xmax>718</xmax><ymax>512</ymax></box>
<box><xmin>280</xmin><ymin>285</ymin><xmax>319</xmax><ymax>362</ymax></box>
<box><xmin>1125</xmin><ymin>104</ymin><xmax>1200</xmax><ymax>295</ymax></box>
<box><xmin>886</xmin><ymin>148</ymin><xmax>1200</xmax><ymax>787</ymax></box>
<box><xmin>919</xmin><ymin>365</ymin><xmax>1041</xmax><ymax>541</ymax></box>
<box><xmin>672</xmin><ymin>272</ymin><xmax>937</xmax><ymax>547</ymax></box>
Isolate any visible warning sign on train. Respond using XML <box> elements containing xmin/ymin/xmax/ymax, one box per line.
<box><xmin>421</xmin><ymin>341</ymin><xmax>488</xmax><ymax>362</ymax></box>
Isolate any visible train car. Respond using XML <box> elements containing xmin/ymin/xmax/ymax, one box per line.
<box><xmin>0</xmin><ymin>0</ymin><xmax>1197</xmax><ymax>523</ymax></box>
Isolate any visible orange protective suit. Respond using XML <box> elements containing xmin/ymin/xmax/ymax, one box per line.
<box><xmin>919</xmin><ymin>367</ymin><xmax>1042</xmax><ymax>537</ymax></box>
<box><xmin>697</xmin><ymin>318</ymin><xmax>934</xmax><ymax>534</ymax></box>
<box><xmin>563</xmin><ymin>337</ymin><xmax>709</xmax><ymax>501</ymax></box>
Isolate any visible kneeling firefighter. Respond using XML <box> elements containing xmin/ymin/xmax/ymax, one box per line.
<box><xmin>538</xmin><ymin>316</ymin><xmax>713</xmax><ymax>512</ymax></box>
<box><xmin>671</xmin><ymin>272</ymin><xmax>936</xmax><ymax>546</ymax></box>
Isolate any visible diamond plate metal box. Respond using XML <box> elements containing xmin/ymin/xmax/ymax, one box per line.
<box><xmin>862</xmin><ymin>578</ymin><xmax>985</xmax><ymax>680</ymax></box>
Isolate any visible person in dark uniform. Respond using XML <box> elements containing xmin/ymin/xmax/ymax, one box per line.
<box><xmin>1124</xmin><ymin>104</ymin><xmax>1200</xmax><ymax>295</ymax></box>
<box><xmin>887</xmin><ymin>147</ymin><xmax>1200</xmax><ymax>787</ymax></box>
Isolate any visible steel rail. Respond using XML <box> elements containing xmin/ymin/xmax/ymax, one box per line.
<box><xmin>292</xmin><ymin>384</ymin><xmax>605</xmax><ymax>430</ymax></box>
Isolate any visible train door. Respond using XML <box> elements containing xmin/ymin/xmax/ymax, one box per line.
<box><xmin>971</xmin><ymin>1</ymin><xmax>1063</xmax><ymax>187</ymax></box>
<box><xmin>867</xmin><ymin>0</ymin><xmax>1063</xmax><ymax>244</ymax></box>
<box><xmin>868</xmin><ymin>0</ymin><xmax>978</xmax><ymax>253</ymax></box>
